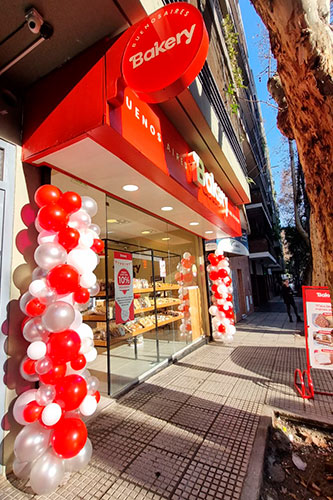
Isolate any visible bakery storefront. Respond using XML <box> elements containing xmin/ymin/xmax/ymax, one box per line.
<box><xmin>22</xmin><ymin>4</ymin><xmax>242</xmax><ymax>395</ymax></box>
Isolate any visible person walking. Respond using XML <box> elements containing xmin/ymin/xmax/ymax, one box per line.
<box><xmin>281</xmin><ymin>279</ymin><xmax>301</xmax><ymax>322</ymax></box>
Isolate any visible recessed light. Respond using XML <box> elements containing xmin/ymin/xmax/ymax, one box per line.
<box><xmin>205</xmin><ymin>230</ymin><xmax>214</xmax><ymax>234</ymax></box>
<box><xmin>161</xmin><ymin>206</ymin><xmax>173</xmax><ymax>211</ymax></box>
<box><xmin>141</xmin><ymin>230</ymin><xmax>151</xmax><ymax>234</ymax></box>
<box><xmin>189</xmin><ymin>222</ymin><xmax>199</xmax><ymax>226</ymax></box>
<box><xmin>122</xmin><ymin>184</ymin><xmax>139</xmax><ymax>192</ymax></box>
<box><xmin>162</xmin><ymin>237</ymin><xmax>170</xmax><ymax>241</ymax></box>
<box><xmin>107</xmin><ymin>219</ymin><xmax>118</xmax><ymax>223</ymax></box>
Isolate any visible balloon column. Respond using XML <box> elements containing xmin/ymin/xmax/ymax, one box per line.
<box><xmin>207</xmin><ymin>249</ymin><xmax>236</xmax><ymax>342</ymax></box>
<box><xmin>13</xmin><ymin>185</ymin><xmax>104</xmax><ymax>495</ymax></box>
<box><xmin>175</xmin><ymin>252</ymin><xmax>195</xmax><ymax>338</ymax></box>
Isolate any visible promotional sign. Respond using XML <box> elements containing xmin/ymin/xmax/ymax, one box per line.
<box><xmin>122</xmin><ymin>2</ymin><xmax>209</xmax><ymax>103</ymax></box>
<box><xmin>303</xmin><ymin>286</ymin><xmax>333</xmax><ymax>370</ymax></box>
<box><xmin>159</xmin><ymin>260</ymin><xmax>166</xmax><ymax>278</ymax></box>
<box><xmin>114</xmin><ymin>251</ymin><xmax>134</xmax><ymax>324</ymax></box>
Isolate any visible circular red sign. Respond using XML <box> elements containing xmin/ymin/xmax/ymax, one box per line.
<box><xmin>118</xmin><ymin>268</ymin><xmax>131</xmax><ymax>286</ymax></box>
<box><xmin>122</xmin><ymin>2</ymin><xmax>209</xmax><ymax>103</ymax></box>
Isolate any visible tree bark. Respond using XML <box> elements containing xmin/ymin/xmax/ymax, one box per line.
<box><xmin>250</xmin><ymin>0</ymin><xmax>333</xmax><ymax>302</ymax></box>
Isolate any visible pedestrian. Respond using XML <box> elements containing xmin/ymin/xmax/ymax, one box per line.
<box><xmin>281</xmin><ymin>279</ymin><xmax>301</xmax><ymax>322</ymax></box>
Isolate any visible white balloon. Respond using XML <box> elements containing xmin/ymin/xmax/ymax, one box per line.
<box><xmin>84</xmin><ymin>348</ymin><xmax>97</xmax><ymax>363</ymax></box>
<box><xmin>81</xmin><ymin>196</ymin><xmax>98</xmax><ymax>217</ymax></box>
<box><xmin>79</xmin><ymin>395</ymin><xmax>97</xmax><ymax>416</ymax></box>
<box><xmin>79</xmin><ymin>337</ymin><xmax>94</xmax><ymax>354</ymax></box>
<box><xmin>59</xmin><ymin>293</ymin><xmax>74</xmax><ymax>305</ymax></box>
<box><xmin>32</xmin><ymin>267</ymin><xmax>48</xmax><ymax>280</ymax></box>
<box><xmin>78</xmin><ymin>229</ymin><xmax>95</xmax><ymax>249</ymax></box>
<box><xmin>80</xmin><ymin>272</ymin><xmax>96</xmax><ymax>288</ymax></box>
<box><xmin>68</xmin><ymin>209</ymin><xmax>91</xmax><ymax>230</ymax></box>
<box><xmin>77</xmin><ymin>323</ymin><xmax>94</xmax><ymax>340</ymax></box>
<box><xmin>35</xmin><ymin>218</ymin><xmax>43</xmax><ymax>232</ymax></box>
<box><xmin>183</xmin><ymin>252</ymin><xmax>191</xmax><ymax>259</ymax></box>
<box><xmin>70</xmin><ymin>309</ymin><xmax>83</xmax><ymax>330</ymax></box>
<box><xmin>13</xmin><ymin>458</ymin><xmax>34</xmax><ymax>480</ymax></box>
<box><xmin>67</xmin><ymin>248</ymin><xmax>98</xmax><ymax>274</ymax></box>
<box><xmin>89</xmin><ymin>223</ymin><xmax>101</xmax><ymax>236</ymax></box>
<box><xmin>27</xmin><ymin>341</ymin><xmax>47</xmax><ymax>360</ymax></box>
<box><xmin>41</xmin><ymin>403</ymin><xmax>62</xmax><ymax>427</ymax></box>
<box><xmin>29</xmin><ymin>279</ymin><xmax>47</xmax><ymax>297</ymax></box>
<box><xmin>208</xmin><ymin>305</ymin><xmax>218</xmax><ymax>316</ymax></box>
<box><xmin>37</xmin><ymin>230</ymin><xmax>57</xmax><ymax>245</ymax></box>
<box><xmin>13</xmin><ymin>390</ymin><xmax>37</xmax><ymax>425</ymax></box>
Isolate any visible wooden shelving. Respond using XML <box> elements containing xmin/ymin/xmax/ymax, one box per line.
<box><xmin>84</xmin><ymin>299</ymin><xmax>181</xmax><ymax>322</ymax></box>
<box><xmin>133</xmin><ymin>284</ymin><xmax>179</xmax><ymax>294</ymax></box>
<box><xmin>93</xmin><ymin>314</ymin><xmax>183</xmax><ymax>347</ymax></box>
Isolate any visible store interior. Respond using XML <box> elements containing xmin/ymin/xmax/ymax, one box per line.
<box><xmin>52</xmin><ymin>170</ymin><xmax>209</xmax><ymax>396</ymax></box>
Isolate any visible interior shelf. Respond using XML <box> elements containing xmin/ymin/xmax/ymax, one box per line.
<box><xmin>84</xmin><ymin>299</ymin><xmax>181</xmax><ymax>322</ymax></box>
<box><xmin>93</xmin><ymin>314</ymin><xmax>183</xmax><ymax>347</ymax></box>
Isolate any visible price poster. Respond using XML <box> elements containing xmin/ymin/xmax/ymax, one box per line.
<box><xmin>303</xmin><ymin>286</ymin><xmax>333</xmax><ymax>370</ymax></box>
<box><xmin>114</xmin><ymin>251</ymin><xmax>134</xmax><ymax>324</ymax></box>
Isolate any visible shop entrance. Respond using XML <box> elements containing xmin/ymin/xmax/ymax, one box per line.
<box><xmin>52</xmin><ymin>171</ymin><xmax>209</xmax><ymax>396</ymax></box>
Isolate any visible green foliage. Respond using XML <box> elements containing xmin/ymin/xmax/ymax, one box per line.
<box><xmin>223</xmin><ymin>14</ymin><xmax>246</xmax><ymax>114</ymax></box>
<box><xmin>283</xmin><ymin>225</ymin><xmax>311</xmax><ymax>285</ymax></box>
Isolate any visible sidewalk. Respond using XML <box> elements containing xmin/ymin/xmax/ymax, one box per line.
<box><xmin>1</xmin><ymin>303</ymin><xmax>333</xmax><ymax>499</ymax></box>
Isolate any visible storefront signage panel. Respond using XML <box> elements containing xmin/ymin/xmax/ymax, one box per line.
<box><xmin>122</xmin><ymin>3</ymin><xmax>209</xmax><ymax>103</ymax></box>
<box><xmin>114</xmin><ymin>251</ymin><xmax>134</xmax><ymax>324</ymax></box>
<box><xmin>303</xmin><ymin>286</ymin><xmax>333</xmax><ymax>370</ymax></box>
<box><xmin>109</xmin><ymin>87</ymin><xmax>241</xmax><ymax>236</ymax></box>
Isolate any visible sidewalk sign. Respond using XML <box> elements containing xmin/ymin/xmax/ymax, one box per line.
<box><xmin>294</xmin><ymin>286</ymin><xmax>333</xmax><ymax>399</ymax></box>
<box><xmin>114</xmin><ymin>251</ymin><xmax>134</xmax><ymax>324</ymax></box>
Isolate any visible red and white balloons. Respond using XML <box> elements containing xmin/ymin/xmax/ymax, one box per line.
<box><xmin>175</xmin><ymin>252</ymin><xmax>196</xmax><ymax>337</ymax></box>
<box><xmin>13</xmin><ymin>186</ymin><xmax>101</xmax><ymax>494</ymax></box>
<box><xmin>207</xmin><ymin>249</ymin><xmax>236</xmax><ymax>342</ymax></box>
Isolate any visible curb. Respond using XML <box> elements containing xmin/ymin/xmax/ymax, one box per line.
<box><xmin>240</xmin><ymin>407</ymin><xmax>272</xmax><ymax>500</ymax></box>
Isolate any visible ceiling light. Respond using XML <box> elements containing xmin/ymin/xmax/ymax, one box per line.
<box><xmin>162</xmin><ymin>237</ymin><xmax>170</xmax><ymax>241</ymax></box>
<box><xmin>141</xmin><ymin>230</ymin><xmax>151</xmax><ymax>234</ymax></box>
<box><xmin>205</xmin><ymin>230</ymin><xmax>214</xmax><ymax>234</ymax></box>
<box><xmin>161</xmin><ymin>206</ymin><xmax>173</xmax><ymax>211</ymax></box>
<box><xmin>107</xmin><ymin>219</ymin><xmax>118</xmax><ymax>223</ymax></box>
<box><xmin>122</xmin><ymin>184</ymin><xmax>139</xmax><ymax>192</ymax></box>
<box><xmin>189</xmin><ymin>222</ymin><xmax>199</xmax><ymax>226</ymax></box>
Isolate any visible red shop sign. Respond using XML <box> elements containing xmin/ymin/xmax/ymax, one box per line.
<box><xmin>122</xmin><ymin>2</ymin><xmax>209</xmax><ymax>103</ymax></box>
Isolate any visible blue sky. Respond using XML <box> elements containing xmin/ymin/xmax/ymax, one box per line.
<box><xmin>238</xmin><ymin>0</ymin><xmax>289</xmax><ymax>195</ymax></box>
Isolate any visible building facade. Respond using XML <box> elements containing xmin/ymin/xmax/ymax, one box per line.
<box><xmin>0</xmin><ymin>0</ymin><xmax>279</xmax><ymax>471</ymax></box>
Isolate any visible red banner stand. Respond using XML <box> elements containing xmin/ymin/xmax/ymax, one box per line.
<box><xmin>294</xmin><ymin>286</ymin><xmax>333</xmax><ymax>399</ymax></box>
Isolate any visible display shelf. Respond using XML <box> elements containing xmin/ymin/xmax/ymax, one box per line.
<box><xmin>133</xmin><ymin>284</ymin><xmax>179</xmax><ymax>294</ymax></box>
<box><xmin>84</xmin><ymin>299</ymin><xmax>181</xmax><ymax>321</ymax></box>
<box><xmin>93</xmin><ymin>314</ymin><xmax>183</xmax><ymax>347</ymax></box>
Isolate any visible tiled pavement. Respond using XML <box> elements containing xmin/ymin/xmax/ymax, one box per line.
<box><xmin>1</xmin><ymin>305</ymin><xmax>333</xmax><ymax>499</ymax></box>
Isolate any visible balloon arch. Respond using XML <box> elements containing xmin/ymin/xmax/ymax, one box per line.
<box><xmin>13</xmin><ymin>185</ymin><xmax>103</xmax><ymax>495</ymax></box>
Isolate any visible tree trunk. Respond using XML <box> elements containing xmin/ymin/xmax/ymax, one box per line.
<box><xmin>250</xmin><ymin>0</ymin><xmax>333</xmax><ymax>303</ymax></box>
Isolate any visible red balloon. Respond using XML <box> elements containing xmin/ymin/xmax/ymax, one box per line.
<box><xmin>73</xmin><ymin>287</ymin><xmax>90</xmax><ymax>304</ymax></box>
<box><xmin>55</xmin><ymin>375</ymin><xmax>87</xmax><ymax>411</ymax></box>
<box><xmin>217</xmin><ymin>255</ymin><xmax>225</xmax><ymax>262</ymax></box>
<box><xmin>22</xmin><ymin>357</ymin><xmax>36</xmax><ymax>375</ymax></box>
<box><xmin>38</xmin><ymin>204</ymin><xmax>69</xmax><ymax>232</ymax></box>
<box><xmin>185</xmin><ymin>323</ymin><xmax>191</xmax><ymax>331</ymax></box>
<box><xmin>183</xmin><ymin>293</ymin><xmax>189</xmax><ymax>301</ymax></box>
<box><xmin>39</xmin><ymin>363</ymin><xmax>66</xmax><ymax>385</ymax></box>
<box><xmin>93</xmin><ymin>391</ymin><xmax>101</xmax><ymax>403</ymax></box>
<box><xmin>211</xmin><ymin>284</ymin><xmax>218</xmax><ymax>294</ymax></box>
<box><xmin>183</xmin><ymin>273</ymin><xmax>192</xmax><ymax>283</ymax></box>
<box><xmin>26</xmin><ymin>298</ymin><xmax>46</xmax><ymax>317</ymax></box>
<box><xmin>218</xmin><ymin>324</ymin><xmax>226</xmax><ymax>333</ymax></box>
<box><xmin>218</xmin><ymin>269</ymin><xmax>228</xmax><ymax>279</ymax></box>
<box><xmin>91</xmin><ymin>238</ymin><xmax>104</xmax><ymax>254</ymax></box>
<box><xmin>70</xmin><ymin>354</ymin><xmax>86</xmax><ymax>371</ymax></box>
<box><xmin>226</xmin><ymin>294</ymin><xmax>233</xmax><ymax>302</ymax></box>
<box><xmin>57</xmin><ymin>227</ymin><xmax>80</xmax><ymax>252</ymax></box>
<box><xmin>209</xmin><ymin>271</ymin><xmax>219</xmax><ymax>281</ymax></box>
<box><xmin>35</xmin><ymin>185</ymin><xmax>62</xmax><ymax>208</ymax></box>
<box><xmin>189</xmin><ymin>256</ymin><xmax>196</xmax><ymax>265</ymax></box>
<box><xmin>208</xmin><ymin>254</ymin><xmax>219</xmax><ymax>266</ymax></box>
<box><xmin>59</xmin><ymin>192</ymin><xmax>81</xmax><ymax>214</ymax></box>
<box><xmin>47</xmin><ymin>264</ymin><xmax>80</xmax><ymax>295</ymax></box>
<box><xmin>214</xmin><ymin>292</ymin><xmax>222</xmax><ymax>300</ymax></box>
<box><xmin>52</xmin><ymin>417</ymin><xmax>87</xmax><ymax>459</ymax></box>
<box><xmin>23</xmin><ymin>401</ymin><xmax>43</xmax><ymax>423</ymax></box>
<box><xmin>225</xmin><ymin>309</ymin><xmax>234</xmax><ymax>319</ymax></box>
<box><xmin>47</xmin><ymin>330</ymin><xmax>81</xmax><ymax>363</ymax></box>
<box><xmin>175</xmin><ymin>272</ymin><xmax>183</xmax><ymax>282</ymax></box>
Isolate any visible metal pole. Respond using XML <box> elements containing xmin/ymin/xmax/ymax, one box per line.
<box><xmin>104</xmin><ymin>239</ymin><xmax>112</xmax><ymax>396</ymax></box>
<box><xmin>151</xmin><ymin>249</ymin><xmax>160</xmax><ymax>362</ymax></box>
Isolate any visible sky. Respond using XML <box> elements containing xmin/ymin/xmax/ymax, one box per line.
<box><xmin>238</xmin><ymin>0</ymin><xmax>289</xmax><ymax>196</ymax></box>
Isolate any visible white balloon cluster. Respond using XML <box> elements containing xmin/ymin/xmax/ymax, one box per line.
<box><xmin>175</xmin><ymin>252</ymin><xmax>195</xmax><ymax>337</ymax></box>
<box><xmin>13</xmin><ymin>185</ymin><xmax>103</xmax><ymax>495</ymax></box>
<box><xmin>207</xmin><ymin>248</ymin><xmax>236</xmax><ymax>342</ymax></box>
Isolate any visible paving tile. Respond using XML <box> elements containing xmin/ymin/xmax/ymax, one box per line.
<box><xmin>186</xmin><ymin>391</ymin><xmax>226</xmax><ymax>412</ymax></box>
<box><xmin>113</xmin><ymin>411</ymin><xmax>166</xmax><ymax>443</ymax></box>
<box><xmin>122</xmin><ymin>445</ymin><xmax>190</xmax><ymax>497</ymax></box>
<box><xmin>150</xmin><ymin>422</ymin><xmax>204</xmax><ymax>457</ymax></box>
<box><xmin>194</xmin><ymin>433</ymin><xmax>252</xmax><ymax>471</ymax></box>
<box><xmin>139</xmin><ymin>396</ymin><xmax>182</xmax><ymax>421</ymax></box>
<box><xmin>209</xmin><ymin>398</ymin><xmax>261</xmax><ymax>441</ymax></box>
<box><xmin>171</xmin><ymin>459</ymin><xmax>245</xmax><ymax>500</ymax></box>
<box><xmin>92</xmin><ymin>433</ymin><xmax>147</xmax><ymax>473</ymax></box>
<box><xmin>170</xmin><ymin>404</ymin><xmax>217</xmax><ymax>433</ymax></box>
